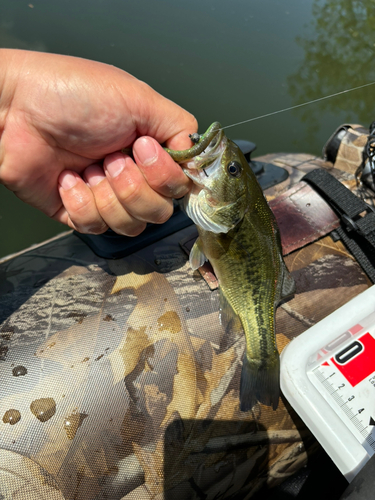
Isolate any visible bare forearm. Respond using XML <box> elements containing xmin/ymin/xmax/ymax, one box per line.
<box><xmin>0</xmin><ymin>50</ymin><xmax>18</xmax><ymax>148</ymax></box>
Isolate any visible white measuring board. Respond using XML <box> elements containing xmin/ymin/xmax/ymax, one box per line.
<box><xmin>281</xmin><ymin>285</ymin><xmax>375</xmax><ymax>482</ymax></box>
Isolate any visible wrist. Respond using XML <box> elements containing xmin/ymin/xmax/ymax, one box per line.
<box><xmin>0</xmin><ymin>50</ymin><xmax>27</xmax><ymax>184</ymax></box>
<box><xmin>0</xmin><ymin>50</ymin><xmax>8</xmax><ymax>142</ymax></box>
<box><xmin>0</xmin><ymin>49</ymin><xmax>24</xmax><ymax>141</ymax></box>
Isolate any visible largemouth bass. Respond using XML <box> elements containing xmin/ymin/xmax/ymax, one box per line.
<box><xmin>166</xmin><ymin>122</ymin><xmax>295</xmax><ymax>411</ymax></box>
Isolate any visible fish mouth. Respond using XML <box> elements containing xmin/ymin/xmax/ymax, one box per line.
<box><xmin>182</xmin><ymin>130</ymin><xmax>226</xmax><ymax>185</ymax></box>
<box><xmin>182</xmin><ymin>161</ymin><xmax>221</xmax><ymax>208</ymax></box>
<box><xmin>183</xmin><ymin>166</ymin><xmax>213</xmax><ymax>186</ymax></box>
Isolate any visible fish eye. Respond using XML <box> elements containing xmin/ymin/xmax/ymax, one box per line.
<box><xmin>227</xmin><ymin>161</ymin><xmax>242</xmax><ymax>177</ymax></box>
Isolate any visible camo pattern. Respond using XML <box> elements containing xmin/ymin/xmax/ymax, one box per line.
<box><xmin>323</xmin><ymin>124</ymin><xmax>368</xmax><ymax>175</ymax></box>
<box><xmin>0</xmin><ymin>137</ymin><xmax>370</xmax><ymax>499</ymax></box>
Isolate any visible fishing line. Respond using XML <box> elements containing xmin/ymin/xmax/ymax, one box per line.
<box><xmin>221</xmin><ymin>81</ymin><xmax>375</xmax><ymax>131</ymax></box>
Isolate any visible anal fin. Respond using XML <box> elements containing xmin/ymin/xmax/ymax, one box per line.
<box><xmin>219</xmin><ymin>289</ymin><xmax>244</xmax><ymax>351</ymax></box>
<box><xmin>280</xmin><ymin>264</ymin><xmax>296</xmax><ymax>301</ymax></box>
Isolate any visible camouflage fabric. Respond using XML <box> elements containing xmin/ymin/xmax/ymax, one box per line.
<box><xmin>322</xmin><ymin>124</ymin><xmax>368</xmax><ymax>175</ymax></box>
<box><xmin>0</xmin><ymin>128</ymin><xmax>370</xmax><ymax>499</ymax></box>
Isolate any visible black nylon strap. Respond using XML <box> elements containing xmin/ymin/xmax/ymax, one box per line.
<box><xmin>303</xmin><ymin>169</ymin><xmax>367</xmax><ymax>218</ymax></box>
<box><xmin>335</xmin><ymin>227</ymin><xmax>375</xmax><ymax>283</ymax></box>
<box><xmin>303</xmin><ymin>169</ymin><xmax>375</xmax><ymax>283</ymax></box>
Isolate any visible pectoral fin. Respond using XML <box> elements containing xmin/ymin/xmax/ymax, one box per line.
<box><xmin>189</xmin><ymin>237</ymin><xmax>207</xmax><ymax>271</ymax></box>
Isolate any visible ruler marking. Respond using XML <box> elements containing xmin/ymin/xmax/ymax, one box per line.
<box><xmin>352</xmin><ymin>418</ymin><xmax>364</xmax><ymax>429</ymax></box>
<box><xmin>309</xmin><ymin>337</ymin><xmax>375</xmax><ymax>460</ymax></box>
<box><xmin>352</xmin><ymin>420</ymin><xmax>364</xmax><ymax>430</ymax></box>
<box><xmin>332</xmin><ymin>391</ymin><xmax>343</xmax><ymax>402</ymax></box>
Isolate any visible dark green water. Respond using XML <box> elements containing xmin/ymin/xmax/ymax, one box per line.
<box><xmin>1</xmin><ymin>0</ymin><xmax>375</xmax><ymax>257</ymax></box>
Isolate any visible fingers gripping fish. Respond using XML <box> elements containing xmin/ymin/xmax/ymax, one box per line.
<box><xmin>166</xmin><ymin>122</ymin><xmax>295</xmax><ymax>411</ymax></box>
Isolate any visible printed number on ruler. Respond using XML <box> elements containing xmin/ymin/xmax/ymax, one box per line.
<box><xmin>307</xmin><ymin>316</ymin><xmax>375</xmax><ymax>457</ymax></box>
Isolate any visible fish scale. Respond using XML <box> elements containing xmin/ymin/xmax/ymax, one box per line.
<box><xmin>166</xmin><ymin>122</ymin><xmax>295</xmax><ymax>411</ymax></box>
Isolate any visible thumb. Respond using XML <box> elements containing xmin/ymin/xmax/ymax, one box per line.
<box><xmin>130</xmin><ymin>83</ymin><xmax>198</xmax><ymax>151</ymax></box>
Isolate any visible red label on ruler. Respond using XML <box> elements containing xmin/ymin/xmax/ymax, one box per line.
<box><xmin>331</xmin><ymin>332</ymin><xmax>375</xmax><ymax>387</ymax></box>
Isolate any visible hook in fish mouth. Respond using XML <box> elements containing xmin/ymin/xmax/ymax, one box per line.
<box><xmin>183</xmin><ymin>166</ymin><xmax>214</xmax><ymax>189</ymax></box>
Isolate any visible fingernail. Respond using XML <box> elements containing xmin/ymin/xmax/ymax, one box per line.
<box><xmin>105</xmin><ymin>157</ymin><xmax>125</xmax><ymax>178</ymax></box>
<box><xmin>134</xmin><ymin>137</ymin><xmax>158</xmax><ymax>166</ymax></box>
<box><xmin>85</xmin><ymin>165</ymin><xmax>106</xmax><ymax>187</ymax></box>
<box><xmin>59</xmin><ymin>172</ymin><xmax>78</xmax><ymax>190</ymax></box>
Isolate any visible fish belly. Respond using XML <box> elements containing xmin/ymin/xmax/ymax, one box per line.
<box><xmin>199</xmin><ymin>221</ymin><xmax>285</xmax><ymax>411</ymax></box>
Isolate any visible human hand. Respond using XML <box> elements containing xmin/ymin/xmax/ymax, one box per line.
<box><xmin>0</xmin><ymin>49</ymin><xmax>196</xmax><ymax>236</ymax></box>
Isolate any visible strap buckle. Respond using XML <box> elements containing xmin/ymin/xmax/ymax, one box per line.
<box><xmin>341</xmin><ymin>203</ymin><xmax>375</xmax><ymax>236</ymax></box>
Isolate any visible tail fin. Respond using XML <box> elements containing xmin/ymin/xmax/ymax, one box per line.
<box><xmin>240</xmin><ymin>353</ymin><xmax>280</xmax><ymax>411</ymax></box>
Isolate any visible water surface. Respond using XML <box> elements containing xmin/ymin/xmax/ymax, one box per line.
<box><xmin>1</xmin><ymin>0</ymin><xmax>374</xmax><ymax>257</ymax></box>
